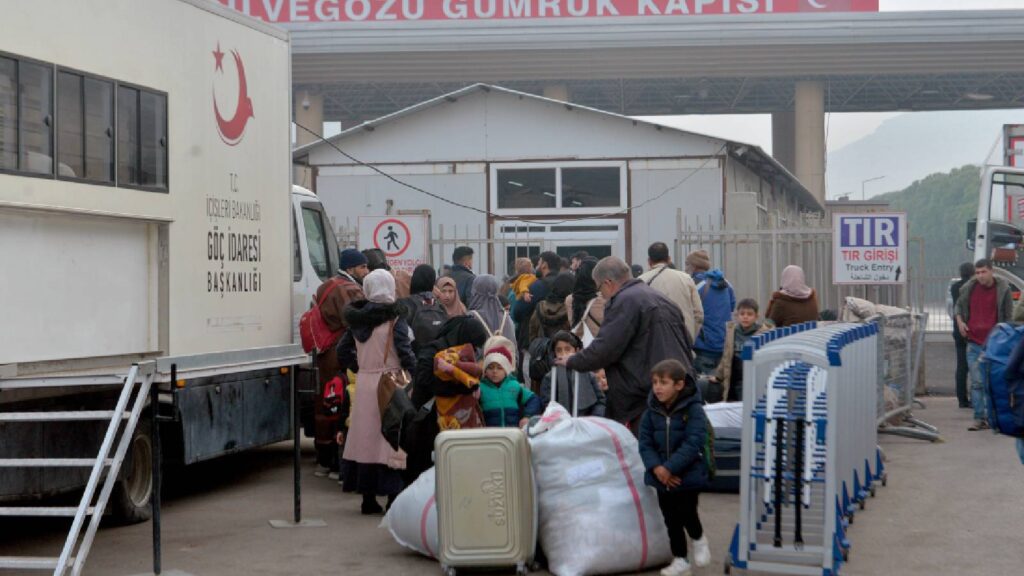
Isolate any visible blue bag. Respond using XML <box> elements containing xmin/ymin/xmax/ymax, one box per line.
<box><xmin>983</xmin><ymin>323</ymin><xmax>1024</xmax><ymax>437</ymax></box>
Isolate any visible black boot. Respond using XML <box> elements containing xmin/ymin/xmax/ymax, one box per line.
<box><xmin>361</xmin><ymin>494</ymin><xmax>383</xmax><ymax>515</ymax></box>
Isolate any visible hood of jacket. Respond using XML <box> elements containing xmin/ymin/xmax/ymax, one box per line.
<box><xmin>537</xmin><ymin>300</ymin><xmax>569</xmax><ymax>327</ymax></box>
<box><xmin>696</xmin><ymin>269</ymin><xmax>729</xmax><ymax>290</ymax></box>
<box><xmin>646</xmin><ymin>381</ymin><xmax>701</xmax><ymax>417</ymax></box>
<box><xmin>344</xmin><ymin>300</ymin><xmax>403</xmax><ymax>342</ymax></box>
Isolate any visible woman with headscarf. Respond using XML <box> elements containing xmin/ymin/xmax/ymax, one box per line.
<box><xmin>529</xmin><ymin>271</ymin><xmax>575</xmax><ymax>341</ymax></box>
<box><xmin>404</xmin><ymin>315</ymin><xmax>491</xmax><ymax>485</ymax></box>
<box><xmin>565</xmin><ymin>256</ymin><xmax>605</xmax><ymax>341</ymax></box>
<box><xmin>336</xmin><ymin>270</ymin><xmax>416</xmax><ymax>514</ymax></box>
<box><xmin>766</xmin><ymin>265</ymin><xmax>819</xmax><ymax>328</ymax></box>
<box><xmin>435</xmin><ymin>276</ymin><xmax>467</xmax><ymax>318</ymax></box>
<box><xmin>468</xmin><ymin>274</ymin><xmax>517</xmax><ymax>347</ymax></box>
<box><xmin>399</xmin><ymin>265</ymin><xmax>447</xmax><ymax>354</ymax></box>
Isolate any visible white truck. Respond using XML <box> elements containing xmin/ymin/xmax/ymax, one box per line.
<box><xmin>969</xmin><ymin>125</ymin><xmax>1024</xmax><ymax>290</ymax></box>
<box><xmin>0</xmin><ymin>0</ymin><xmax>338</xmax><ymax>524</ymax></box>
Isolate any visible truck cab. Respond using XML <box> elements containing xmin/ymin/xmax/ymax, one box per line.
<box><xmin>291</xmin><ymin>185</ymin><xmax>340</xmax><ymax>342</ymax></box>
<box><xmin>968</xmin><ymin>166</ymin><xmax>1024</xmax><ymax>289</ymax></box>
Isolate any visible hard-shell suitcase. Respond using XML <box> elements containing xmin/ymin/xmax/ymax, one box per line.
<box><xmin>435</xmin><ymin>428</ymin><xmax>536</xmax><ymax>576</ymax></box>
<box><xmin>706</xmin><ymin>426</ymin><xmax>741</xmax><ymax>493</ymax></box>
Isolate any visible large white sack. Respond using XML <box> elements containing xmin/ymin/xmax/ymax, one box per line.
<box><xmin>705</xmin><ymin>401</ymin><xmax>743</xmax><ymax>429</ymax></box>
<box><xmin>527</xmin><ymin>402</ymin><xmax>671</xmax><ymax>576</ymax></box>
<box><xmin>382</xmin><ymin>467</ymin><xmax>438</xmax><ymax>559</ymax></box>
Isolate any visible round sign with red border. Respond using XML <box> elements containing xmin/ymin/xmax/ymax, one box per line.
<box><xmin>373</xmin><ymin>218</ymin><xmax>412</xmax><ymax>257</ymax></box>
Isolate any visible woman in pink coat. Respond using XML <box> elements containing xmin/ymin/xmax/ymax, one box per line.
<box><xmin>336</xmin><ymin>269</ymin><xmax>416</xmax><ymax>514</ymax></box>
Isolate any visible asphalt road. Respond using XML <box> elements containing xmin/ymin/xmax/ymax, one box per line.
<box><xmin>2</xmin><ymin>396</ymin><xmax>1022</xmax><ymax>575</ymax></box>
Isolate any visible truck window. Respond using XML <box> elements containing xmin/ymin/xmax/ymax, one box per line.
<box><xmin>0</xmin><ymin>57</ymin><xmax>54</xmax><ymax>175</ymax></box>
<box><xmin>293</xmin><ymin>213</ymin><xmax>302</xmax><ymax>282</ymax></box>
<box><xmin>117</xmin><ymin>85</ymin><xmax>168</xmax><ymax>191</ymax></box>
<box><xmin>57</xmin><ymin>71</ymin><xmax>114</xmax><ymax>182</ymax></box>
<box><xmin>302</xmin><ymin>206</ymin><xmax>331</xmax><ymax>281</ymax></box>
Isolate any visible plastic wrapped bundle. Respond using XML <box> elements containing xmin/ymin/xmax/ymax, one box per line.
<box><xmin>527</xmin><ymin>403</ymin><xmax>671</xmax><ymax>576</ymax></box>
<box><xmin>383</xmin><ymin>467</ymin><xmax>438</xmax><ymax>559</ymax></box>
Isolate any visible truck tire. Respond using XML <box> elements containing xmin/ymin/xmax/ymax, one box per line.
<box><xmin>110</xmin><ymin>420</ymin><xmax>153</xmax><ymax>525</ymax></box>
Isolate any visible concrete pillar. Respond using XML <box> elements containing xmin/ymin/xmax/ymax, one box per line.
<box><xmin>294</xmin><ymin>90</ymin><xmax>324</xmax><ymax>147</ymax></box>
<box><xmin>771</xmin><ymin>110</ymin><xmax>796</xmax><ymax>173</ymax></box>
<box><xmin>793</xmin><ymin>81</ymin><xmax>826</xmax><ymax>206</ymax></box>
<box><xmin>543</xmin><ymin>84</ymin><xmax>570</xmax><ymax>102</ymax></box>
<box><xmin>293</xmin><ymin>90</ymin><xmax>323</xmax><ymax>186</ymax></box>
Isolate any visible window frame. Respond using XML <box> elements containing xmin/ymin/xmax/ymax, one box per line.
<box><xmin>0</xmin><ymin>50</ymin><xmax>55</xmax><ymax>181</ymax></box>
<box><xmin>55</xmin><ymin>66</ymin><xmax>117</xmax><ymax>186</ymax></box>
<box><xmin>0</xmin><ymin>49</ymin><xmax>168</xmax><ymax>193</ymax></box>
<box><xmin>489</xmin><ymin>161</ymin><xmax>627</xmax><ymax>217</ymax></box>
<box><xmin>116</xmin><ymin>80</ymin><xmax>169</xmax><ymax>193</ymax></box>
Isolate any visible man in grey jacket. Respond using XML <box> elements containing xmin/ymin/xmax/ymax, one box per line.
<box><xmin>558</xmin><ymin>256</ymin><xmax>695</xmax><ymax>431</ymax></box>
<box><xmin>955</xmin><ymin>258</ymin><xmax>1014</xmax><ymax>431</ymax></box>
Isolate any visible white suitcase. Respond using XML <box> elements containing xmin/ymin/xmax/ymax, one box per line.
<box><xmin>434</xmin><ymin>428</ymin><xmax>536</xmax><ymax>576</ymax></box>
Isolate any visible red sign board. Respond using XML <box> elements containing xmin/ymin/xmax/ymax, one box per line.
<box><xmin>219</xmin><ymin>0</ymin><xmax>879</xmax><ymax>23</ymax></box>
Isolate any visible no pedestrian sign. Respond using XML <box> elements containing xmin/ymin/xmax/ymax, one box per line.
<box><xmin>833</xmin><ymin>213</ymin><xmax>907</xmax><ymax>285</ymax></box>
<box><xmin>358</xmin><ymin>215</ymin><xmax>429</xmax><ymax>273</ymax></box>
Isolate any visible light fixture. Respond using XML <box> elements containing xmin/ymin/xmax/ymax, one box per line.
<box><xmin>964</xmin><ymin>92</ymin><xmax>994</xmax><ymax>102</ymax></box>
<box><xmin>543</xmin><ymin>192</ymin><xmax>556</xmax><ymax>198</ymax></box>
<box><xmin>301</xmin><ymin>91</ymin><xmax>311</xmax><ymax>110</ymax></box>
<box><xmin>507</xmin><ymin>180</ymin><xmax>523</xmax><ymax>187</ymax></box>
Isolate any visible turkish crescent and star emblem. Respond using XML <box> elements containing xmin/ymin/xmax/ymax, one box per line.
<box><xmin>212</xmin><ymin>42</ymin><xmax>253</xmax><ymax>146</ymax></box>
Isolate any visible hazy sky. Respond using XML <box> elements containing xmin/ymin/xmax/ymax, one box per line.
<box><xmin>644</xmin><ymin>0</ymin><xmax>1024</xmax><ymax>156</ymax></box>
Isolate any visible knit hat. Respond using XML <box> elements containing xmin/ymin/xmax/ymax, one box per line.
<box><xmin>339</xmin><ymin>248</ymin><xmax>368</xmax><ymax>272</ymax></box>
<box><xmin>685</xmin><ymin>249</ymin><xmax>711</xmax><ymax>272</ymax></box>
<box><xmin>482</xmin><ymin>336</ymin><xmax>515</xmax><ymax>376</ymax></box>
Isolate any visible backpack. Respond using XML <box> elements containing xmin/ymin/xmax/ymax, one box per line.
<box><xmin>983</xmin><ymin>323</ymin><xmax>1024</xmax><ymax>437</ymax></box>
<box><xmin>527</xmin><ymin>336</ymin><xmax>552</xmax><ymax>384</ymax></box>
<box><xmin>684</xmin><ymin>409</ymin><xmax>717</xmax><ymax>480</ymax></box>
<box><xmin>300</xmin><ymin>278</ymin><xmax>347</xmax><ymax>354</ymax></box>
<box><xmin>406</xmin><ymin>294</ymin><xmax>447</xmax><ymax>348</ymax></box>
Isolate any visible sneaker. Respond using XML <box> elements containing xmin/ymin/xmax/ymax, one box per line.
<box><xmin>313</xmin><ymin>466</ymin><xmax>329</xmax><ymax>478</ymax></box>
<box><xmin>692</xmin><ymin>535</ymin><xmax>711</xmax><ymax>568</ymax></box>
<box><xmin>328</xmin><ymin>471</ymin><xmax>340</xmax><ymax>480</ymax></box>
<box><xmin>968</xmin><ymin>420</ymin><xmax>990</xmax><ymax>431</ymax></box>
<box><xmin>661</xmin><ymin>557</ymin><xmax>691</xmax><ymax>576</ymax></box>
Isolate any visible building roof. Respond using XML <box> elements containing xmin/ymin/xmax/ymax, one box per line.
<box><xmin>293</xmin><ymin>83</ymin><xmax>821</xmax><ymax>212</ymax></box>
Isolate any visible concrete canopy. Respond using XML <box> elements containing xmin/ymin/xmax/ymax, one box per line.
<box><xmin>284</xmin><ymin>10</ymin><xmax>1024</xmax><ymax>125</ymax></box>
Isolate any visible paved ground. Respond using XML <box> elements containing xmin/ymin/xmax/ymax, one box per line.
<box><xmin>2</xmin><ymin>395</ymin><xmax>1022</xmax><ymax>576</ymax></box>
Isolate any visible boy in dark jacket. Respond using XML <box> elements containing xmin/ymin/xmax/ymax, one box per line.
<box><xmin>539</xmin><ymin>331</ymin><xmax>606</xmax><ymax>417</ymax></box>
<box><xmin>639</xmin><ymin>359</ymin><xmax>711</xmax><ymax>576</ymax></box>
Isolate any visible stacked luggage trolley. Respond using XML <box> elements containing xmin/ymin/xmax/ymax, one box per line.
<box><xmin>726</xmin><ymin>322</ymin><xmax>886</xmax><ymax>576</ymax></box>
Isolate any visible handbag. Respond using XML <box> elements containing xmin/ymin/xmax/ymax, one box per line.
<box><xmin>299</xmin><ymin>279</ymin><xmax>345</xmax><ymax>354</ymax></box>
<box><xmin>572</xmin><ymin>298</ymin><xmax>598</xmax><ymax>348</ymax></box>
<box><xmin>377</xmin><ymin>321</ymin><xmax>414</xmax><ymax>451</ymax></box>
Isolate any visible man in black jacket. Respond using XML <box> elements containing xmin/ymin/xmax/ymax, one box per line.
<box><xmin>448</xmin><ymin>246</ymin><xmax>475</xmax><ymax>305</ymax></box>
<box><xmin>558</xmin><ymin>256</ymin><xmax>695</xmax><ymax>432</ymax></box>
<box><xmin>950</xmin><ymin>262</ymin><xmax>974</xmax><ymax>409</ymax></box>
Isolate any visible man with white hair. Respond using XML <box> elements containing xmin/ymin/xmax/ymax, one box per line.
<box><xmin>557</xmin><ymin>256</ymin><xmax>696</xmax><ymax>431</ymax></box>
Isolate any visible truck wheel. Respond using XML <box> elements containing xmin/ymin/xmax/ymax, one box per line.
<box><xmin>110</xmin><ymin>421</ymin><xmax>154</xmax><ymax>524</ymax></box>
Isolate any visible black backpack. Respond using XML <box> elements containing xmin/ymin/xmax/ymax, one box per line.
<box><xmin>527</xmin><ymin>336</ymin><xmax>552</xmax><ymax>383</ymax></box>
<box><xmin>406</xmin><ymin>294</ymin><xmax>447</xmax><ymax>350</ymax></box>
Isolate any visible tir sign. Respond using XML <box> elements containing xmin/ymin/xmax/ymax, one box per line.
<box><xmin>841</xmin><ymin>217</ymin><xmax>898</xmax><ymax>248</ymax></box>
<box><xmin>833</xmin><ymin>213</ymin><xmax>907</xmax><ymax>285</ymax></box>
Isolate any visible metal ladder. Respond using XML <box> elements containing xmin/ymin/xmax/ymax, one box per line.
<box><xmin>0</xmin><ymin>362</ymin><xmax>155</xmax><ymax>576</ymax></box>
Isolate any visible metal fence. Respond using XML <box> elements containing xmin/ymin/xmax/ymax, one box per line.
<box><xmin>872</xmin><ymin>312</ymin><xmax>940</xmax><ymax>442</ymax></box>
<box><xmin>675</xmin><ymin>228</ymin><xmax>913</xmax><ymax>316</ymax></box>
<box><xmin>333</xmin><ymin>217</ymin><xmax>548</xmax><ymax>278</ymax></box>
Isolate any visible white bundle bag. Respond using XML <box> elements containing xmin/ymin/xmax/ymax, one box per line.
<box><xmin>382</xmin><ymin>467</ymin><xmax>438</xmax><ymax>559</ymax></box>
<box><xmin>527</xmin><ymin>402</ymin><xmax>671</xmax><ymax>576</ymax></box>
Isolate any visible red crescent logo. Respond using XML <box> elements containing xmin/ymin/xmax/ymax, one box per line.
<box><xmin>213</xmin><ymin>45</ymin><xmax>254</xmax><ymax>146</ymax></box>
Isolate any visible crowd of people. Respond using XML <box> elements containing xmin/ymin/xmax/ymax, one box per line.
<box><xmin>309</xmin><ymin>244</ymin><xmax>822</xmax><ymax>575</ymax></box>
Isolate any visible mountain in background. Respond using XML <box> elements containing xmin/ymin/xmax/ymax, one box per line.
<box><xmin>826</xmin><ymin>109</ymin><xmax>1021</xmax><ymax>200</ymax></box>
<box><xmin>871</xmin><ymin>165</ymin><xmax>979</xmax><ymax>276</ymax></box>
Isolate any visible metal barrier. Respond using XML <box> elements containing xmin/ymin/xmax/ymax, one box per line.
<box><xmin>873</xmin><ymin>313</ymin><xmax>940</xmax><ymax>442</ymax></box>
<box><xmin>727</xmin><ymin>322</ymin><xmax>886</xmax><ymax>576</ymax></box>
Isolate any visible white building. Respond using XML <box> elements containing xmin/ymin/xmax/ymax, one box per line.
<box><xmin>293</xmin><ymin>84</ymin><xmax>820</xmax><ymax>276</ymax></box>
